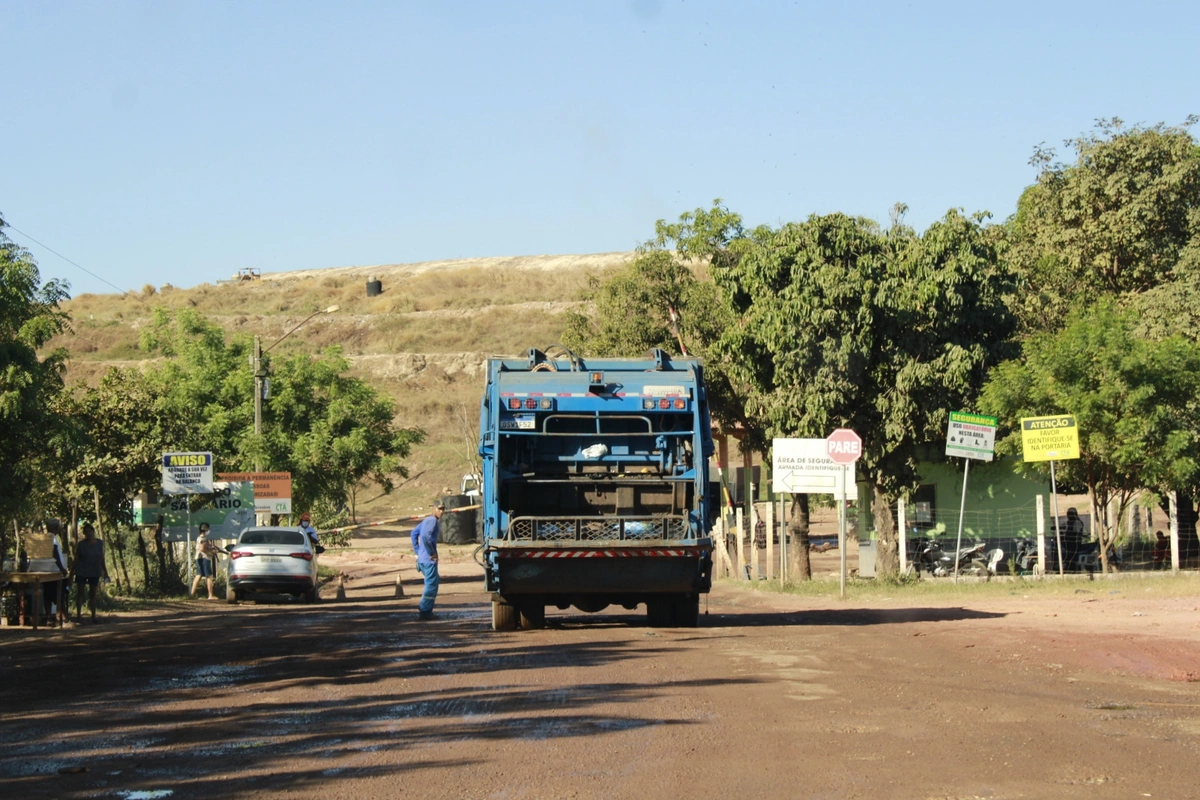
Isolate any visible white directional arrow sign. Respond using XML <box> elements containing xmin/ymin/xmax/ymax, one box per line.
<box><xmin>772</xmin><ymin>438</ymin><xmax>854</xmax><ymax>495</ymax></box>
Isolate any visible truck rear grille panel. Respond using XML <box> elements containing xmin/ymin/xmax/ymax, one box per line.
<box><xmin>509</xmin><ymin>516</ymin><xmax>690</xmax><ymax>542</ymax></box>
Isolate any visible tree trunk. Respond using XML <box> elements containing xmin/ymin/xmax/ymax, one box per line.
<box><xmin>136</xmin><ymin>527</ymin><xmax>151</xmax><ymax>594</ymax></box>
<box><xmin>787</xmin><ymin>494</ymin><xmax>812</xmax><ymax>580</ymax></box>
<box><xmin>872</xmin><ymin>484</ymin><xmax>899</xmax><ymax>577</ymax></box>
<box><xmin>153</xmin><ymin>516</ymin><xmax>168</xmax><ymax>595</ymax></box>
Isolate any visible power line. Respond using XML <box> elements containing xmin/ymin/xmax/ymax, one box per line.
<box><xmin>4</xmin><ymin>222</ymin><xmax>151</xmax><ymax>306</ymax></box>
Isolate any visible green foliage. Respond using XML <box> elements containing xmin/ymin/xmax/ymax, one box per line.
<box><xmin>0</xmin><ymin>213</ymin><xmax>70</xmax><ymax>523</ymax></box>
<box><xmin>714</xmin><ymin>210</ymin><xmax>1015</xmax><ymax>481</ymax></box>
<box><xmin>1009</xmin><ymin>118</ymin><xmax>1200</xmax><ymax>331</ymax></box>
<box><xmin>53</xmin><ymin>368</ymin><xmax>190</xmax><ymax>524</ymax></box>
<box><xmin>562</xmin><ymin>201</ymin><xmax>752</xmax><ymax>435</ymax></box>
<box><xmin>712</xmin><ymin>209</ymin><xmax>1016</xmax><ymax>575</ymax></box>
<box><xmin>259</xmin><ymin>348</ymin><xmax>426</xmax><ymax>514</ymax></box>
<box><xmin>982</xmin><ymin>301</ymin><xmax>1200</xmax><ymax>492</ymax></box>
<box><xmin>980</xmin><ymin>301</ymin><xmax>1200</xmax><ymax>563</ymax></box>
<box><xmin>139</xmin><ymin>309</ymin><xmax>425</xmax><ymax>515</ymax></box>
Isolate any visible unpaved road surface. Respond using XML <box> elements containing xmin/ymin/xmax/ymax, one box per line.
<box><xmin>3</xmin><ymin>541</ymin><xmax>1200</xmax><ymax>800</ymax></box>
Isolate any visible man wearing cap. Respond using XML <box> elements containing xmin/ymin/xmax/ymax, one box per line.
<box><xmin>411</xmin><ymin>502</ymin><xmax>444</xmax><ymax>620</ymax></box>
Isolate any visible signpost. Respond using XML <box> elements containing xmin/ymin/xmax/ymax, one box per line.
<box><xmin>772</xmin><ymin>438</ymin><xmax>856</xmax><ymax>496</ymax></box>
<box><xmin>826</xmin><ymin>429</ymin><xmax>861</xmax><ymax>598</ymax></box>
<box><xmin>161</xmin><ymin>451</ymin><xmax>214</xmax><ymax>586</ymax></box>
<box><xmin>1019</xmin><ymin>415</ymin><xmax>1081</xmax><ymax>574</ymax></box>
<box><xmin>216</xmin><ymin>472</ymin><xmax>293</xmax><ymax>515</ymax></box>
<box><xmin>944</xmin><ymin>413</ymin><xmax>997</xmax><ymax>583</ymax></box>
<box><xmin>163</xmin><ymin>482</ymin><xmax>256</xmax><ymax>542</ymax></box>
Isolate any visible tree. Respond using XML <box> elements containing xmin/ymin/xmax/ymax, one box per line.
<box><xmin>257</xmin><ymin>348</ymin><xmax>425</xmax><ymax>521</ymax></box>
<box><xmin>712</xmin><ymin>209</ymin><xmax>1017</xmax><ymax>578</ymax></box>
<box><xmin>980</xmin><ymin>301</ymin><xmax>1200</xmax><ymax>572</ymax></box>
<box><xmin>0</xmin><ymin>213</ymin><xmax>70</xmax><ymax>529</ymax></box>
<box><xmin>1008</xmin><ymin>118</ymin><xmax>1200</xmax><ymax>332</ymax></box>
<box><xmin>140</xmin><ymin>308</ymin><xmax>425</xmax><ymax>520</ymax></box>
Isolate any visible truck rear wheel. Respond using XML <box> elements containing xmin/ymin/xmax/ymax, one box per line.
<box><xmin>646</xmin><ymin>601</ymin><xmax>672</xmax><ymax>627</ymax></box>
<box><xmin>492</xmin><ymin>600</ymin><xmax>518</xmax><ymax>631</ymax></box>
<box><xmin>519</xmin><ymin>603</ymin><xmax>545</xmax><ymax>630</ymax></box>
<box><xmin>673</xmin><ymin>596</ymin><xmax>699</xmax><ymax>628</ymax></box>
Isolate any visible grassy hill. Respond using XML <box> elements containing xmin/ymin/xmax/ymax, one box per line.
<box><xmin>50</xmin><ymin>252</ymin><xmax>633</xmax><ymax>519</ymax></box>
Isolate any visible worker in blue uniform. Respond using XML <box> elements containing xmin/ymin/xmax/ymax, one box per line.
<box><xmin>411</xmin><ymin>502</ymin><xmax>445</xmax><ymax>620</ymax></box>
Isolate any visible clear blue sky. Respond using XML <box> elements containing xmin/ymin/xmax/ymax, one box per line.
<box><xmin>3</xmin><ymin>1</ymin><xmax>1196</xmax><ymax>297</ymax></box>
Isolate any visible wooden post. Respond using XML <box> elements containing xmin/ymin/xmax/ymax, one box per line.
<box><xmin>749</xmin><ymin>500</ymin><xmax>759</xmax><ymax>580</ymax></box>
<box><xmin>780</xmin><ymin>497</ymin><xmax>787</xmax><ymax>584</ymax></box>
<box><xmin>1035</xmin><ymin>494</ymin><xmax>1046</xmax><ymax>579</ymax></box>
<box><xmin>735</xmin><ymin>507</ymin><xmax>746</xmax><ymax>580</ymax></box>
<box><xmin>336</xmin><ymin>574</ymin><xmax>347</xmax><ymax>601</ymax></box>
<box><xmin>765</xmin><ymin>502</ymin><xmax>775</xmax><ymax>581</ymax></box>
<box><xmin>712</xmin><ymin>516</ymin><xmax>731</xmax><ymax>579</ymax></box>
<box><xmin>394</xmin><ymin>572</ymin><xmax>406</xmax><ymax>597</ymax></box>
<box><xmin>1169</xmin><ymin>491</ymin><xmax>1180</xmax><ymax>575</ymax></box>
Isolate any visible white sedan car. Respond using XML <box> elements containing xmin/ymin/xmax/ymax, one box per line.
<box><xmin>227</xmin><ymin>527</ymin><xmax>319</xmax><ymax>603</ymax></box>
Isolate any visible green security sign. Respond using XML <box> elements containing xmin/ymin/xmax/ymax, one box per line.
<box><xmin>945</xmin><ymin>411</ymin><xmax>998</xmax><ymax>461</ymax></box>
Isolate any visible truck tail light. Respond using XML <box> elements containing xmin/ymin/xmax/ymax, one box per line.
<box><xmin>524</xmin><ymin>398</ymin><xmax>537</xmax><ymax>409</ymax></box>
<box><xmin>673</xmin><ymin>398</ymin><xmax>686</xmax><ymax>409</ymax></box>
<box><xmin>643</xmin><ymin>399</ymin><xmax>655</xmax><ymax>410</ymax></box>
<box><xmin>507</xmin><ymin>398</ymin><xmax>522</xmax><ymax>410</ymax></box>
<box><xmin>659</xmin><ymin>399</ymin><xmax>670</xmax><ymax>409</ymax></box>
<box><xmin>539</xmin><ymin>398</ymin><xmax>553</xmax><ymax>409</ymax></box>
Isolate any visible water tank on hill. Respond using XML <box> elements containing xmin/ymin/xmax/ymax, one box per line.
<box><xmin>440</xmin><ymin>494</ymin><xmax>477</xmax><ymax>544</ymax></box>
<box><xmin>366</xmin><ymin>276</ymin><xmax>383</xmax><ymax>297</ymax></box>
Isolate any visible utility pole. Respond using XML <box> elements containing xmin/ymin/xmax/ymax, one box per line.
<box><xmin>253</xmin><ymin>335</ymin><xmax>264</xmax><ymax>473</ymax></box>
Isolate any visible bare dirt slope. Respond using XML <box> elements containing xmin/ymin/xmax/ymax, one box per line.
<box><xmin>3</xmin><ymin>536</ymin><xmax>1200</xmax><ymax>800</ymax></box>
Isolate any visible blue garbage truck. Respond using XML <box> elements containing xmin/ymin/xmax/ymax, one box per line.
<box><xmin>479</xmin><ymin>347</ymin><xmax>715</xmax><ymax>630</ymax></box>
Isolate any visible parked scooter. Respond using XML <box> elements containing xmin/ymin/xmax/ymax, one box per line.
<box><xmin>911</xmin><ymin>538</ymin><xmax>1004</xmax><ymax>577</ymax></box>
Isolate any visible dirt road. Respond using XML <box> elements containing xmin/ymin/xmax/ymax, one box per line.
<box><xmin>3</xmin><ymin>540</ymin><xmax>1199</xmax><ymax>800</ymax></box>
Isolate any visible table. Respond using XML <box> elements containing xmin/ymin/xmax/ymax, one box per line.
<box><xmin>0</xmin><ymin>572</ymin><xmax>67</xmax><ymax>630</ymax></box>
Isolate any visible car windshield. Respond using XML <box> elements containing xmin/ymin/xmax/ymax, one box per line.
<box><xmin>239</xmin><ymin>529</ymin><xmax>307</xmax><ymax>546</ymax></box>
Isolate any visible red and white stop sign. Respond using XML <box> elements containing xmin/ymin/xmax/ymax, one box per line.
<box><xmin>826</xmin><ymin>428</ymin><xmax>862</xmax><ymax>464</ymax></box>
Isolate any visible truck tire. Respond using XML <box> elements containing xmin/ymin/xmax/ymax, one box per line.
<box><xmin>673</xmin><ymin>596</ymin><xmax>699</xmax><ymax>628</ymax></box>
<box><xmin>492</xmin><ymin>600</ymin><xmax>518</xmax><ymax>631</ymax></box>
<box><xmin>646</xmin><ymin>601</ymin><xmax>672</xmax><ymax>627</ymax></box>
<box><xmin>519</xmin><ymin>603</ymin><xmax>545</xmax><ymax>630</ymax></box>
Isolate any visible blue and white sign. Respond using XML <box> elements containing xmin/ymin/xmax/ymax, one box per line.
<box><xmin>161</xmin><ymin>451</ymin><xmax>214</xmax><ymax>495</ymax></box>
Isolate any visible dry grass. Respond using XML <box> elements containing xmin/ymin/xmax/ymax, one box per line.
<box><xmin>50</xmin><ymin>255</ymin><xmax>617</xmax><ymax>518</ymax></box>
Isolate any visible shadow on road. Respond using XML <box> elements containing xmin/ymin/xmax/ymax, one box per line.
<box><xmin>0</xmin><ymin>596</ymin><xmax>752</xmax><ymax>799</ymax></box>
<box><xmin>703</xmin><ymin>606</ymin><xmax>1009</xmax><ymax>627</ymax></box>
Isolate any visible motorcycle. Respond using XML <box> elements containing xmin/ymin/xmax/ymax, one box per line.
<box><xmin>910</xmin><ymin>538</ymin><xmax>1004</xmax><ymax>578</ymax></box>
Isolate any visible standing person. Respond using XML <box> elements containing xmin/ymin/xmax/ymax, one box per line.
<box><xmin>1153</xmin><ymin>530</ymin><xmax>1170</xmax><ymax>570</ymax></box>
<box><xmin>298</xmin><ymin>512</ymin><xmax>324</xmax><ymax>554</ymax></box>
<box><xmin>46</xmin><ymin>520</ymin><xmax>69</xmax><ymax>625</ymax></box>
<box><xmin>72</xmin><ymin>523</ymin><xmax>109</xmax><ymax>622</ymax></box>
<box><xmin>1062</xmin><ymin>507</ymin><xmax>1085</xmax><ymax>571</ymax></box>
<box><xmin>411</xmin><ymin>502</ymin><xmax>444</xmax><ymax>620</ymax></box>
<box><xmin>190</xmin><ymin>523</ymin><xmax>220</xmax><ymax>600</ymax></box>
